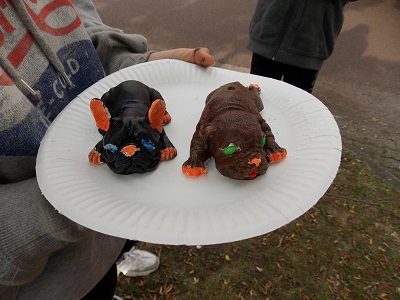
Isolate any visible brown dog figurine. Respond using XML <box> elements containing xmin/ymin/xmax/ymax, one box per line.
<box><xmin>182</xmin><ymin>82</ymin><xmax>287</xmax><ymax>180</ymax></box>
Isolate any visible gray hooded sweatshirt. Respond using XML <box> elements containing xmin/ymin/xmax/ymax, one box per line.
<box><xmin>248</xmin><ymin>0</ymin><xmax>352</xmax><ymax>70</ymax></box>
<box><xmin>0</xmin><ymin>0</ymin><xmax>154</xmax><ymax>299</ymax></box>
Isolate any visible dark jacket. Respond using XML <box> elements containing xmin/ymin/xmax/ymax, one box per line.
<box><xmin>248</xmin><ymin>0</ymin><xmax>350</xmax><ymax>70</ymax></box>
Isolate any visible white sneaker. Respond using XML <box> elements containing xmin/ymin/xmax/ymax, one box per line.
<box><xmin>117</xmin><ymin>247</ymin><xmax>160</xmax><ymax>277</ymax></box>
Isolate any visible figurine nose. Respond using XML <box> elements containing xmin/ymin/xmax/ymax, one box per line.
<box><xmin>121</xmin><ymin>145</ymin><xmax>139</xmax><ymax>157</ymax></box>
<box><xmin>249</xmin><ymin>157</ymin><xmax>261</xmax><ymax>167</ymax></box>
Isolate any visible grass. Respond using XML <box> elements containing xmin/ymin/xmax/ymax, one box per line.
<box><xmin>116</xmin><ymin>148</ymin><xmax>400</xmax><ymax>300</ymax></box>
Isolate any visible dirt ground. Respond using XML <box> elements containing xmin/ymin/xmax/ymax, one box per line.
<box><xmin>92</xmin><ymin>0</ymin><xmax>400</xmax><ymax>188</ymax></box>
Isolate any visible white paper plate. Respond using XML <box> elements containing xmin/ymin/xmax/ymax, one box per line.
<box><xmin>36</xmin><ymin>60</ymin><xmax>341</xmax><ymax>245</ymax></box>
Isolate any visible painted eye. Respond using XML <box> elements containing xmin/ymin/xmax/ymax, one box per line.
<box><xmin>223</xmin><ymin>143</ymin><xmax>240</xmax><ymax>156</ymax></box>
<box><xmin>104</xmin><ymin>143</ymin><xmax>118</xmax><ymax>154</ymax></box>
<box><xmin>261</xmin><ymin>136</ymin><xmax>266</xmax><ymax>147</ymax></box>
<box><xmin>141</xmin><ymin>139</ymin><xmax>155</xmax><ymax>151</ymax></box>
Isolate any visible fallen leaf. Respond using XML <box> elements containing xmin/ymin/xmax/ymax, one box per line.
<box><xmin>184</xmin><ymin>258</ymin><xmax>194</xmax><ymax>266</ymax></box>
<box><xmin>136</xmin><ymin>280</ymin><xmax>144</xmax><ymax>287</ymax></box>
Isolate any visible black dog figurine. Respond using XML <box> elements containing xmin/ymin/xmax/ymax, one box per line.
<box><xmin>88</xmin><ymin>80</ymin><xmax>177</xmax><ymax>174</ymax></box>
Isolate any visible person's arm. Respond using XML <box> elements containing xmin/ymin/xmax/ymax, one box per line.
<box><xmin>148</xmin><ymin>47</ymin><xmax>214</xmax><ymax>68</ymax></box>
<box><xmin>0</xmin><ymin>176</ymin><xmax>88</xmax><ymax>287</ymax></box>
<box><xmin>0</xmin><ymin>87</ymin><xmax>89</xmax><ymax>291</ymax></box>
<box><xmin>71</xmin><ymin>0</ymin><xmax>152</xmax><ymax>74</ymax></box>
<box><xmin>71</xmin><ymin>0</ymin><xmax>214</xmax><ymax>75</ymax></box>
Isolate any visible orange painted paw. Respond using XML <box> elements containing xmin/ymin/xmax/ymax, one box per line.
<box><xmin>268</xmin><ymin>148</ymin><xmax>287</xmax><ymax>163</ymax></box>
<box><xmin>182</xmin><ymin>165</ymin><xmax>207</xmax><ymax>176</ymax></box>
<box><xmin>88</xmin><ymin>148</ymin><xmax>102</xmax><ymax>164</ymax></box>
<box><xmin>90</xmin><ymin>98</ymin><xmax>110</xmax><ymax>132</ymax></box>
<box><xmin>160</xmin><ymin>147</ymin><xmax>177</xmax><ymax>161</ymax></box>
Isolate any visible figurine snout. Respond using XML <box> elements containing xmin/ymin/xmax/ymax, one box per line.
<box><xmin>249</xmin><ymin>157</ymin><xmax>261</xmax><ymax>167</ymax></box>
<box><xmin>121</xmin><ymin>145</ymin><xmax>139</xmax><ymax>157</ymax></box>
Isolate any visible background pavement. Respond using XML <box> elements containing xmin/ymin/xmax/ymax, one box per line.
<box><xmin>93</xmin><ymin>0</ymin><xmax>400</xmax><ymax>188</ymax></box>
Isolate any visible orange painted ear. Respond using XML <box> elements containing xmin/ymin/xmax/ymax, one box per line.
<box><xmin>90</xmin><ymin>98</ymin><xmax>110</xmax><ymax>131</ymax></box>
<box><xmin>148</xmin><ymin>99</ymin><xmax>165</xmax><ymax>132</ymax></box>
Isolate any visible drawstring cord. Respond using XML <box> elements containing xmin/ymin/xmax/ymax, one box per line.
<box><xmin>0</xmin><ymin>48</ymin><xmax>42</xmax><ymax>100</ymax></box>
<box><xmin>20</xmin><ymin>78</ymin><xmax>42</xmax><ymax>100</ymax></box>
<box><xmin>11</xmin><ymin>0</ymin><xmax>75</xmax><ymax>89</ymax></box>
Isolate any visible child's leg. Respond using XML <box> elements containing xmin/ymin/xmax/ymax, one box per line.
<box><xmin>283</xmin><ymin>64</ymin><xmax>319</xmax><ymax>93</ymax></box>
<box><xmin>250</xmin><ymin>53</ymin><xmax>284</xmax><ymax>80</ymax></box>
